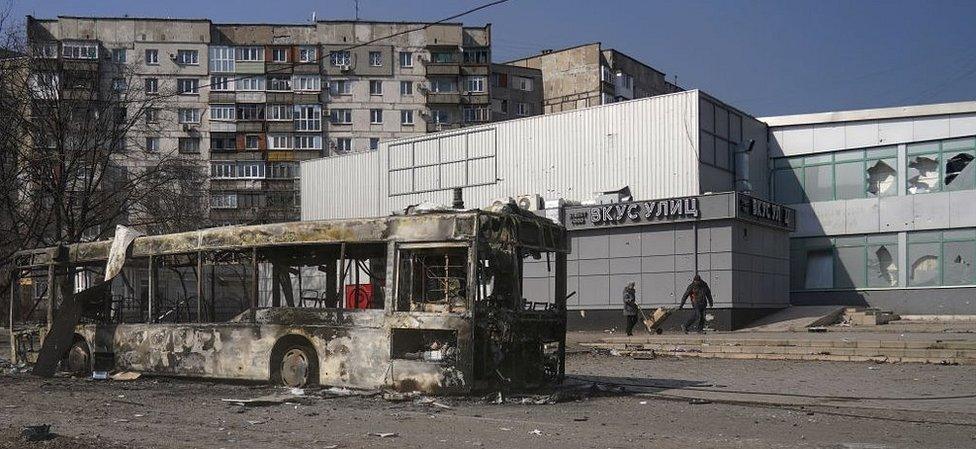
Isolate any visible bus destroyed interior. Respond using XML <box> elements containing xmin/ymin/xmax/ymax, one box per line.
<box><xmin>7</xmin><ymin>206</ymin><xmax>570</xmax><ymax>395</ymax></box>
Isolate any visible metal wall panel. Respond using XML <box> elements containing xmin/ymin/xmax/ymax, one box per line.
<box><xmin>303</xmin><ymin>91</ymin><xmax>707</xmax><ymax>220</ymax></box>
<box><xmin>300</xmin><ymin>150</ymin><xmax>380</xmax><ymax>220</ymax></box>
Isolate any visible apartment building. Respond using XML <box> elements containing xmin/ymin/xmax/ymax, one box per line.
<box><xmin>505</xmin><ymin>42</ymin><xmax>681</xmax><ymax>114</ymax></box>
<box><xmin>25</xmin><ymin>16</ymin><xmax>493</xmax><ymax>225</ymax></box>
<box><xmin>488</xmin><ymin>63</ymin><xmax>543</xmax><ymax>121</ymax></box>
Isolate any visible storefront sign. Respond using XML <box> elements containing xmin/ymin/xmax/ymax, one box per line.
<box><xmin>737</xmin><ymin>195</ymin><xmax>795</xmax><ymax>231</ymax></box>
<box><xmin>566</xmin><ymin>197</ymin><xmax>700</xmax><ymax>230</ymax></box>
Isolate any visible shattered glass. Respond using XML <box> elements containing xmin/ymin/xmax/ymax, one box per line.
<box><xmin>867</xmin><ymin>245</ymin><xmax>898</xmax><ymax>287</ymax></box>
<box><xmin>866</xmin><ymin>159</ymin><xmax>897</xmax><ymax>197</ymax></box>
<box><xmin>943</xmin><ymin>240</ymin><xmax>976</xmax><ymax>286</ymax></box>
<box><xmin>944</xmin><ymin>152</ymin><xmax>975</xmax><ymax>190</ymax></box>
<box><xmin>907</xmin><ymin>155</ymin><xmax>940</xmax><ymax>194</ymax></box>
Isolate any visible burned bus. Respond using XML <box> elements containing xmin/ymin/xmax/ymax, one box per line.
<box><xmin>8</xmin><ymin>207</ymin><xmax>570</xmax><ymax>394</ymax></box>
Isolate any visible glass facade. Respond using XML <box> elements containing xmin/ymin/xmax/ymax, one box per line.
<box><xmin>791</xmin><ymin>229</ymin><xmax>976</xmax><ymax>291</ymax></box>
<box><xmin>772</xmin><ymin>146</ymin><xmax>898</xmax><ymax>204</ymax></box>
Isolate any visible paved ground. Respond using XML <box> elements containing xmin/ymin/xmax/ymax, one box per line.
<box><xmin>2</xmin><ymin>352</ymin><xmax>975</xmax><ymax>449</ymax></box>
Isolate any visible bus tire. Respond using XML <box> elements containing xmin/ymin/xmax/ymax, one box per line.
<box><xmin>270</xmin><ymin>336</ymin><xmax>319</xmax><ymax>388</ymax></box>
<box><xmin>63</xmin><ymin>337</ymin><xmax>92</xmax><ymax>375</ymax></box>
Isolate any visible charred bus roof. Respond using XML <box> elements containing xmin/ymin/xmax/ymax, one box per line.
<box><xmin>13</xmin><ymin>209</ymin><xmax>569</xmax><ymax>268</ymax></box>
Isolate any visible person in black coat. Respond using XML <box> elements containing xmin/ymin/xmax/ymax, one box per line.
<box><xmin>622</xmin><ymin>282</ymin><xmax>638</xmax><ymax>336</ymax></box>
<box><xmin>679</xmin><ymin>274</ymin><xmax>713</xmax><ymax>333</ymax></box>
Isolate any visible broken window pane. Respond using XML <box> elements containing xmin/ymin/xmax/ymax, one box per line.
<box><xmin>907</xmin><ymin>154</ymin><xmax>940</xmax><ymax>194</ymax></box>
<box><xmin>908</xmin><ymin>242</ymin><xmax>940</xmax><ymax>286</ymax></box>
<box><xmin>944</xmin><ymin>152</ymin><xmax>975</xmax><ymax>191</ymax></box>
<box><xmin>804</xmin><ymin>249</ymin><xmax>834</xmax><ymax>289</ymax></box>
<box><xmin>867</xmin><ymin>244</ymin><xmax>899</xmax><ymax>288</ymax></box>
<box><xmin>943</xmin><ymin>240</ymin><xmax>975</xmax><ymax>286</ymax></box>
<box><xmin>866</xmin><ymin>158</ymin><xmax>897</xmax><ymax>197</ymax></box>
<box><xmin>396</xmin><ymin>245</ymin><xmax>469</xmax><ymax>313</ymax></box>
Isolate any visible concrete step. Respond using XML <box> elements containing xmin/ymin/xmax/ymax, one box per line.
<box><xmin>580</xmin><ymin>337</ymin><xmax>976</xmax><ymax>365</ymax></box>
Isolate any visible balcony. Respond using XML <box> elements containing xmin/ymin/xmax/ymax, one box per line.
<box><xmin>460</xmin><ymin>66</ymin><xmax>489</xmax><ymax>76</ymax></box>
<box><xmin>426</xmin><ymin>122</ymin><xmax>462</xmax><ymax>133</ymax></box>
<box><xmin>425</xmin><ymin>92</ymin><xmax>460</xmax><ymax>104</ymax></box>
<box><xmin>461</xmin><ymin>93</ymin><xmax>490</xmax><ymax>105</ymax></box>
<box><xmin>425</xmin><ymin>63</ymin><xmax>460</xmax><ymax>76</ymax></box>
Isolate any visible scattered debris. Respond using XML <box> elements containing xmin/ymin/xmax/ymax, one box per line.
<box><xmin>529</xmin><ymin>429</ymin><xmax>543</xmax><ymax>436</ymax></box>
<box><xmin>222</xmin><ymin>392</ymin><xmax>307</xmax><ymax>406</ymax></box>
<box><xmin>383</xmin><ymin>391</ymin><xmax>420</xmax><ymax>402</ymax></box>
<box><xmin>111</xmin><ymin>371</ymin><xmax>141</xmax><ymax>381</ymax></box>
<box><xmin>92</xmin><ymin>371</ymin><xmax>109</xmax><ymax>380</ymax></box>
<box><xmin>573</xmin><ymin>417</ymin><xmax>589</xmax><ymax>422</ymax></box>
<box><xmin>807</xmin><ymin>327</ymin><xmax>827</xmax><ymax>333</ymax></box>
<box><xmin>368</xmin><ymin>432</ymin><xmax>398</xmax><ymax>438</ymax></box>
<box><xmin>21</xmin><ymin>425</ymin><xmax>54</xmax><ymax>442</ymax></box>
<box><xmin>688</xmin><ymin>399</ymin><xmax>712</xmax><ymax>405</ymax></box>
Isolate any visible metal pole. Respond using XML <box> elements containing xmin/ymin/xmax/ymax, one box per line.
<box><xmin>337</xmin><ymin>243</ymin><xmax>347</xmax><ymax>307</ymax></box>
<box><xmin>693</xmin><ymin>222</ymin><xmax>699</xmax><ymax>276</ymax></box>
<box><xmin>9</xmin><ymin>271</ymin><xmax>16</xmax><ymax>364</ymax></box>
<box><xmin>554</xmin><ymin>252</ymin><xmax>568</xmax><ymax>382</ymax></box>
<box><xmin>250</xmin><ymin>248</ymin><xmax>258</xmax><ymax>323</ymax></box>
<box><xmin>196</xmin><ymin>251</ymin><xmax>203</xmax><ymax>323</ymax></box>
<box><xmin>148</xmin><ymin>255</ymin><xmax>157</xmax><ymax>323</ymax></box>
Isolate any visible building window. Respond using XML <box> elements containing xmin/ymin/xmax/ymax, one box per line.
<box><xmin>267</xmin><ymin>104</ymin><xmax>293</xmax><ymax>121</ymax></box>
<box><xmin>146</xmin><ymin>137</ymin><xmax>160</xmax><ymax>152</ymax></box>
<box><xmin>330</xmin><ymin>109</ymin><xmax>352</xmax><ymax>124</ymax></box>
<box><xmin>62</xmin><ymin>42</ymin><xmax>98</xmax><ymax>59</ymax></box>
<box><xmin>293</xmin><ymin>75</ymin><xmax>321</xmax><ymax>92</ymax></box>
<box><xmin>176</xmin><ymin>49</ymin><xmax>199</xmax><ymax>65</ymax></box>
<box><xmin>401</xmin><ymin>110</ymin><xmax>414</xmax><ymax>125</ymax></box>
<box><xmin>370</xmin><ymin>138</ymin><xmax>380</xmax><ymax>150</ymax></box>
<box><xmin>462</xmin><ymin>48</ymin><xmax>489</xmax><ymax>64</ymax></box>
<box><xmin>209</xmin><ymin>46</ymin><xmax>235</xmax><ymax>72</ymax></box>
<box><xmin>399</xmin><ymin>51</ymin><xmax>413</xmax><ymax>68</ymax></box>
<box><xmin>211</xmin><ymin>162</ymin><xmax>236</xmax><ymax>178</ymax></box>
<box><xmin>907</xmin><ymin>229</ymin><xmax>976</xmax><ymax>287</ymax></box>
<box><xmin>330</xmin><ymin>50</ymin><xmax>351</xmax><ymax>66</ymax></box>
<box><xmin>515</xmin><ymin>76</ymin><xmax>533</xmax><ymax>91</ymax></box>
<box><xmin>791</xmin><ymin>233</ymin><xmax>900</xmax><ymax>291</ymax></box>
<box><xmin>111</xmin><ymin>48</ymin><xmax>126</xmax><ymax>63</ymax></box>
<box><xmin>211</xmin><ymin>75</ymin><xmax>234</xmax><ymax>91</ymax></box>
<box><xmin>268</xmin><ymin>134</ymin><xmax>293</xmax><ymax>150</ymax></box>
<box><xmin>236</xmin><ymin>46</ymin><xmax>264</xmax><ymax>62</ymax></box>
<box><xmin>237</xmin><ymin>104</ymin><xmax>265</xmax><ymax>121</ymax></box>
<box><xmin>34</xmin><ymin>42</ymin><xmax>58</xmax><ymax>59</ymax></box>
<box><xmin>698</xmin><ymin>99</ymin><xmax>742</xmax><ymax>172</ymax></box>
<box><xmin>144</xmin><ymin>78</ymin><xmax>158</xmax><ymax>94</ymax></box>
<box><xmin>211</xmin><ymin>133</ymin><xmax>236</xmax><ymax>151</ymax></box>
<box><xmin>245</xmin><ymin>135</ymin><xmax>261</xmax><ymax>150</ymax></box>
<box><xmin>269</xmin><ymin>162</ymin><xmax>300</xmax><ymax>179</ymax></box>
<box><xmin>465</xmin><ymin>76</ymin><xmax>485</xmax><ymax>93</ymax></box>
<box><xmin>178</xmin><ymin>137</ymin><xmax>200</xmax><ymax>154</ymax></box>
<box><xmin>145</xmin><ymin>108</ymin><xmax>159</xmax><ymax>124</ymax></box>
<box><xmin>330</xmin><ymin>80</ymin><xmax>351</xmax><ymax>96</ymax></box>
<box><xmin>463</xmin><ymin>107</ymin><xmax>489</xmax><ymax>123</ymax></box>
<box><xmin>272</xmin><ymin>47</ymin><xmax>288</xmax><ymax>62</ymax></box>
<box><xmin>210</xmin><ymin>105</ymin><xmax>235</xmax><ymax>121</ymax></box>
<box><xmin>400</xmin><ymin>81</ymin><xmax>413</xmax><ymax>96</ymax></box>
<box><xmin>369</xmin><ymin>51</ymin><xmax>382</xmax><ymax>66</ymax></box>
<box><xmin>430</xmin><ymin>51</ymin><xmax>456</xmax><ymax>64</ymax></box>
<box><xmin>335</xmin><ymin>138</ymin><xmax>352</xmax><ymax>152</ymax></box>
<box><xmin>210</xmin><ymin>193</ymin><xmax>238</xmax><ymax>209</ymax></box>
<box><xmin>772</xmin><ymin>146</ymin><xmax>899</xmax><ymax>205</ymax></box>
<box><xmin>145</xmin><ymin>49</ymin><xmax>159</xmax><ymax>65</ymax></box>
<box><xmin>516</xmin><ymin>102</ymin><xmax>529</xmax><ymax>116</ymax></box>
<box><xmin>177</xmin><ymin>108</ymin><xmax>201</xmax><ymax>124</ymax></box>
<box><xmin>500</xmin><ymin>99</ymin><xmax>508</xmax><ymax>114</ymax></box>
<box><xmin>298</xmin><ymin>46</ymin><xmax>317</xmax><ymax>63</ymax></box>
<box><xmin>429</xmin><ymin>78</ymin><xmax>457</xmax><ymax>93</ymax></box>
<box><xmin>294</xmin><ymin>105</ymin><xmax>322</xmax><ymax>131</ymax></box>
<box><xmin>370</xmin><ymin>109</ymin><xmax>383</xmax><ymax>124</ymax></box>
<box><xmin>111</xmin><ymin>78</ymin><xmax>126</xmax><ymax>93</ymax></box>
<box><xmin>493</xmin><ymin>73</ymin><xmax>508</xmax><ymax>87</ymax></box>
<box><xmin>432</xmin><ymin>109</ymin><xmax>449</xmax><ymax>124</ymax></box>
<box><xmin>176</xmin><ymin>78</ymin><xmax>199</xmax><ymax>95</ymax></box>
<box><xmin>294</xmin><ymin>135</ymin><xmax>322</xmax><ymax>150</ymax></box>
<box><xmin>268</xmin><ymin>76</ymin><xmax>292</xmax><ymax>91</ymax></box>
<box><xmin>237</xmin><ymin>76</ymin><xmax>266</xmax><ymax>91</ymax></box>
<box><xmin>906</xmin><ymin>137</ymin><xmax>976</xmax><ymax>194</ymax></box>
<box><xmin>369</xmin><ymin>80</ymin><xmax>383</xmax><ymax>96</ymax></box>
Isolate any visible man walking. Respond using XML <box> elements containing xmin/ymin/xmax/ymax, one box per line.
<box><xmin>623</xmin><ymin>282</ymin><xmax>639</xmax><ymax>336</ymax></box>
<box><xmin>679</xmin><ymin>274</ymin><xmax>713</xmax><ymax>334</ymax></box>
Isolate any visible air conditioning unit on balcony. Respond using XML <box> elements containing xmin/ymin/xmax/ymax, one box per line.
<box><xmin>338</xmin><ymin>64</ymin><xmax>351</xmax><ymax>72</ymax></box>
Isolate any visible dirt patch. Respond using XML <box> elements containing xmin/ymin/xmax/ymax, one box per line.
<box><xmin>0</xmin><ymin>427</ymin><xmax>131</xmax><ymax>449</ymax></box>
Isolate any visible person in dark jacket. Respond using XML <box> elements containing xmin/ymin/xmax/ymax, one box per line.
<box><xmin>679</xmin><ymin>275</ymin><xmax>713</xmax><ymax>333</ymax></box>
<box><xmin>623</xmin><ymin>282</ymin><xmax>638</xmax><ymax>336</ymax></box>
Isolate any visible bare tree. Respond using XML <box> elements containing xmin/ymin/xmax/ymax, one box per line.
<box><xmin>0</xmin><ymin>8</ymin><xmax>208</xmax><ymax>350</ymax></box>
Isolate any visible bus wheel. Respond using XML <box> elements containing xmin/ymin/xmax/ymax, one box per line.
<box><xmin>64</xmin><ymin>339</ymin><xmax>92</xmax><ymax>375</ymax></box>
<box><xmin>272</xmin><ymin>339</ymin><xmax>319</xmax><ymax>388</ymax></box>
